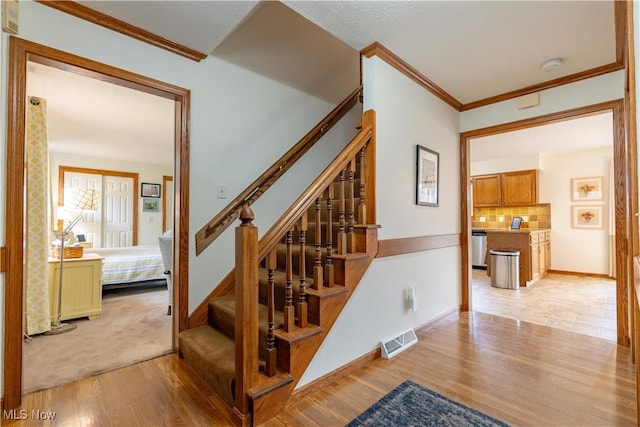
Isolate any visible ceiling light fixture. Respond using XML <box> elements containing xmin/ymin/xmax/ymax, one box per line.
<box><xmin>540</xmin><ymin>58</ymin><xmax>563</xmax><ymax>72</ymax></box>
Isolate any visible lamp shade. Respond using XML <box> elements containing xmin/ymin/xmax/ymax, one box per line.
<box><xmin>68</xmin><ymin>188</ymin><xmax>99</xmax><ymax>212</ymax></box>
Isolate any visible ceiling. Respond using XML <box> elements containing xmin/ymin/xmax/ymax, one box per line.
<box><xmin>33</xmin><ymin>1</ymin><xmax>618</xmax><ymax>165</ymax></box>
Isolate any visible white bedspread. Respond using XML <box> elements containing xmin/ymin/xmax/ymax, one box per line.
<box><xmin>84</xmin><ymin>245</ymin><xmax>166</xmax><ymax>285</ymax></box>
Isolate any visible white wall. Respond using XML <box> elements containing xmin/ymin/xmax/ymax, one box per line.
<box><xmin>539</xmin><ymin>147</ymin><xmax>612</xmax><ymax>274</ymax></box>
<box><xmin>0</xmin><ymin>0</ymin><xmax>359</xmax><ymax>395</ymax></box>
<box><xmin>471</xmin><ymin>153</ymin><xmax>541</xmax><ymax>176</ymax></box>
<box><xmin>49</xmin><ymin>151</ymin><xmax>173</xmax><ymax>245</ymax></box>
<box><xmin>460</xmin><ymin>71</ymin><xmax>625</xmax><ymax>132</ymax></box>
<box><xmin>299</xmin><ymin>56</ymin><xmax>461</xmax><ymax>386</ymax></box>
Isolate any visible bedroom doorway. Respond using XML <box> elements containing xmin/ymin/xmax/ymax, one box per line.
<box><xmin>4</xmin><ymin>37</ymin><xmax>190</xmax><ymax>409</ymax></box>
<box><xmin>21</xmin><ymin>62</ymin><xmax>173</xmax><ymax>393</ymax></box>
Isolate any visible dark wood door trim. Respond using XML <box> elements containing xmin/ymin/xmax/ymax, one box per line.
<box><xmin>459</xmin><ymin>99</ymin><xmax>630</xmax><ymax>348</ymax></box>
<box><xmin>3</xmin><ymin>36</ymin><xmax>191</xmax><ymax>409</ymax></box>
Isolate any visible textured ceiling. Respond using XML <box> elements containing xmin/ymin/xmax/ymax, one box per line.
<box><xmin>35</xmin><ymin>1</ymin><xmax>618</xmax><ymax>165</ymax></box>
<box><xmin>81</xmin><ymin>0</ymin><xmax>616</xmax><ymax>105</ymax></box>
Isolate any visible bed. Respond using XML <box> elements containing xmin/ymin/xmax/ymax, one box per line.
<box><xmin>84</xmin><ymin>245</ymin><xmax>166</xmax><ymax>290</ymax></box>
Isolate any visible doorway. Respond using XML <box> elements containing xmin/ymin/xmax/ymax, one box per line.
<box><xmin>3</xmin><ymin>37</ymin><xmax>190</xmax><ymax>409</ymax></box>
<box><xmin>459</xmin><ymin>100</ymin><xmax>630</xmax><ymax>347</ymax></box>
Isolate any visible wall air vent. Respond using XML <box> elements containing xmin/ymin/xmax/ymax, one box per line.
<box><xmin>380</xmin><ymin>328</ymin><xmax>418</xmax><ymax>359</ymax></box>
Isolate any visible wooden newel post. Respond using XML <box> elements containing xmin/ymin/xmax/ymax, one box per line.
<box><xmin>234</xmin><ymin>206</ymin><xmax>258</xmax><ymax>414</ymax></box>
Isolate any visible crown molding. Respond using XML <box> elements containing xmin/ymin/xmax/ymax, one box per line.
<box><xmin>36</xmin><ymin>1</ymin><xmax>208</xmax><ymax>62</ymax></box>
<box><xmin>361</xmin><ymin>42</ymin><xmax>463</xmax><ymax>111</ymax></box>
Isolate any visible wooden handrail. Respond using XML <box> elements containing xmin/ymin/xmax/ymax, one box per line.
<box><xmin>256</xmin><ymin>118</ymin><xmax>373</xmax><ymax>261</ymax></box>
<box><xmin>195</xmin><ymin>86</ymin><xmax>363</xmax><ymax>256</ymax></box>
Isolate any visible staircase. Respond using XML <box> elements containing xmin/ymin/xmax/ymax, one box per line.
<box><xmin>179</xmin><ymin>110</ymin><xmax>377</xmax><ymax>426</ymax></box>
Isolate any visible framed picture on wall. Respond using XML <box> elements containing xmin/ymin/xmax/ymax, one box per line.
<box><xmin>416</xmin><ymin>145</ymin><xmax>439</xmax><ymax>207</ymax></box>
<box><xmin>142</xmin><ymin>197</ymin><xmax>160</xmax><ymax>212</ymax></box>
<box><xmin>571</xmin><ymin>205</ymin><xmax>604</xmax><ymax>229</ymax></box>
<box><xmin>571</xmin><ymin>176</ymin><xmax>604</xmax><ymax>201</ymax></box>
<box><xmin>141</xmin><ymin>182</ymin><xmax>161</xmax><ymax>198</ymax></box>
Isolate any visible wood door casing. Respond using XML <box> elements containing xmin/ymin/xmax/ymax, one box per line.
<box><xmin>4</xmin><ymin>37</ymin><xmax>191</xmax><ymax>410</ymax></box>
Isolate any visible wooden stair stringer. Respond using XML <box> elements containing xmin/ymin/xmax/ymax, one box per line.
<box><xmin>250</xmin><ymin>251</ymin><xmax>376</xmax><ymax>425</ymax></box>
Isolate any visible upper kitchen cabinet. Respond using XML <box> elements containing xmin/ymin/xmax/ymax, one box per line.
<box><xmin>473</xmin><ymin>174</ymin><xmax>501</xmax><ymax>207</ymax></box>
<box><xmin>473</xmin><ymin>169</ymin><xmax>538</xmax><ymax>207</ymax></box>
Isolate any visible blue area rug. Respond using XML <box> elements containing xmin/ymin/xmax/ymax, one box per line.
<box><xmin>347</xmin><ymin>380</ymin><xmax>509</xmax><ymax>427</ymax></box>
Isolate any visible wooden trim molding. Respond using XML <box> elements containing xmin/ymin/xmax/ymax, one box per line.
<box><xmin>376</xmin><ymin>233</ymin><xmax>460</xmax><ymax>258</ymax></box>
<box><xmin>162</xmin><ymin>175</ymin><xmax>174</xmax><ymax>233</ymax></box>
<box><xmin>4</xmin><ymin>36</ymin><xmax>191</xmax><ymax>410</ymax></box>
<box><xmin>546</xmin><ymin>269</ymin><xmax>613</xmax><ymax>280</ymax></box>
<box><xmin>35</xmin><ymin>1</ymin><xmax>207</xmax><ymax>62</ymax></box>
<box><xmin>0</xmin><ymin>247</ymin><xmax>6</xmax><ymax>272</ymax></box>
<box><xmin>460</xmin><ymin>63</ymin><xmax>625</xmax><ymax>111</ymax></box>
<box><xmin>58</xmin><ymin>166</ymin><xmax>139</xmax><ymax>246</ymax></box>
<box><xmin>289</xmin><ymin>306</ymin><xmax>459</xmax><ymax>406</ymax></box>
<box><xmin>361</xmin><ymin>42</ymin><xmax>463</xmax><ymax>111</ymax></box>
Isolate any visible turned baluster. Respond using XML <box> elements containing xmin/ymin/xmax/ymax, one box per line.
<box><xmin>313</xmin><ymin>197</ymin><xmax>323</xmax><ymax>290</ymax></box>
<box><xmin>297</xmin><ymin>213</ymin><xmax>308</xmax><ymax>328</ymax></box>
<box><xmin>347</xmin><ymin>159</ymin><xmax>356</xmax><ymax>253</ymax></box>
<box><xmin>325</xmin><ymin>185</ymin><xmax>334</xmax><ymax>287</ymax></box>
<box><xmin>337</xmin><ymin>170</ymin><xmax>347</xmax><ymax>255</ymax></box>
<box><xmin>358</xmin><ymin>146</ymin><xmax>367</xmax><ymax>224</ymax></box>
<box><xmin>283</xmin><ymin>228</ymin><xmax>295</xmax><ymax>331</ymax></box>
<box><xmin>265</xmin><ymin>248</ymin><xmax>277</xmax><ymax>377</ymax></box>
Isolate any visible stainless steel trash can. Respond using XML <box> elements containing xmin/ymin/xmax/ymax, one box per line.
<box><xmin>490</xmin><ymin>250</ymin><xmax>520</xmax><ymax>289</ymax></box>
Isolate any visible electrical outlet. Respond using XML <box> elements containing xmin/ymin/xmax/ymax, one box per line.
<box><xmin>498</xmin><ymin>216</ymin><xmax>504</xmax><ymax>222</ymax></box>
<box><xmin>522</xmin><ymin>216</ymin><xmax>528</xmax><ymax>222</ymax></box>
<box><xmin>217</xmin><ymin>184</ymin><xmax>227</xmax><ymax>199</ymax></box>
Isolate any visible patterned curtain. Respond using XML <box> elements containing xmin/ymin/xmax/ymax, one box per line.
<box><xmin>25</xmin><ymin>96</ymin><xmax>52</xmax><ymax>335</ymax></box>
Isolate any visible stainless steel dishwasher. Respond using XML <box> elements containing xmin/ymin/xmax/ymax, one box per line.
<box><xmin>471</xmin><ymin>230</ymin><xmax>487</xmax><ymax>270</ymax></box>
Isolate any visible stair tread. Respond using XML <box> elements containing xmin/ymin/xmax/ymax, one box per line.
<box><xmin>178</xmin><ymin>325</ymin><xmax>236</xmax><ymax>407</ymax></box>
<box><xmin>210</xmin><ymin>294</ymin><xmax>285</xmax><ymax>332</ymax></box>
<box><xmin>274</xmin><ymin>324</ymin><xmax>323</xmax><ymax>343</ymax></box>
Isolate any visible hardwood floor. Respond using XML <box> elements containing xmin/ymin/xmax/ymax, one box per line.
<box><xmin>472</xmin><ymin>269</ymin><xmax>617</xmax><ymax>341</ymax></box>
<box><xmin>4</xmin><ymin>311</ymin><xmax>635</xmax><ymax>426</ymax></box>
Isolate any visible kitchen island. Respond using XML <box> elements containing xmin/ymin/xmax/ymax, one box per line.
<box><xmin>486</xmin><ymin>229</ymin><xmax>550</xmax><ymax>287</ymax></box>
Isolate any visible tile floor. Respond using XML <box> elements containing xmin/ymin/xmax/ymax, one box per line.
<box><xmin>471</xmin><ymin>269</ymin><xmax>617</xmax><ymax>341</ymax></box>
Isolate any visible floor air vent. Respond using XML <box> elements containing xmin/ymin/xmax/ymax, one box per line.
<box><xmin>380</xmin><ymin>328</ymin><xmax>418</xmax><ymax>359</ymax></box>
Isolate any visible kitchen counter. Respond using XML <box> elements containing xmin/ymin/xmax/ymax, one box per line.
<box><xmin>484</xmin><ymin>228</ymin><xmax>550</xmax><ymax>234</ymax></box>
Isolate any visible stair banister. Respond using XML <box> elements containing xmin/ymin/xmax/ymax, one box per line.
<box><xmin>234</xmin><ymin>207</ymin><xmax>259</xmax><ymax>416</ymax></box>
<box><xmin>195</xmin><ymin>86</ymin><xmax>363</xmax><ymax>256</ymax></box>
<box><xmin>256</xmin><ymin>119</ymin><xmax>374</xmax><ymax>261</ymax></box>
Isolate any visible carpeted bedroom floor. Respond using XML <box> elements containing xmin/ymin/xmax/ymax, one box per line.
<box><xmin>23</xmin><ymin>286</ymin><xmax>172</xmax><ymax>393</ymax></box>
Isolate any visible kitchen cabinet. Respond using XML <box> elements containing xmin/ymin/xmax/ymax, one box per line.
<box><xmin>48</xmin><ymin>253</ymin><xmax>103</xmax><ymax>321</ymax></box>
<box><xmin>486</xmin><ymin>229</ymin><xmax>550</xmax><ymax>287</ymax></box>
<box><xmin>473</xmin><ymin>169</ymin><xmax>538</xmax><ymax>207</ymax></box>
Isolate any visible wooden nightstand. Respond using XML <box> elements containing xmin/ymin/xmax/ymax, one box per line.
<box><xmin>48</xmin><ymin>253</ymin><xmax>104</xmax><ymax>321</ymax></box>
<box><xmin>78</xmin><ymin>241</ymin><xmax>93</xmax><ymax>249</ymax></box>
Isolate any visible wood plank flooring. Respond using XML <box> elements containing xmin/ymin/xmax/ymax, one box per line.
<box><xmin>3</xmin><ymin>312</ymin><xmax>635</xmax><ymax>426</ymax></box>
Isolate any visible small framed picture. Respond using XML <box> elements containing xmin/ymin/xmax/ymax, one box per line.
<box><xmin>142</xmin><ymin>197</ymin><xmax>160</xmax><ymax>212</ymax></box>
<box><xmin>571</xmin><ymin>205</ymin><xmax>604</xmax><ymax>229</ymax></box>
<box><xmin>141</xmin><ymin>182</ymin><xmax>161</xmax><ymax>198</ymax></box>
<box><xmin>416</xmin><ymin>145</ymin><xmax>439</xmax><ymax>207</ymax></box>
<box><xmin>571</xmin><ymin>177</ymin><xmax>604</xmax><ymax>201</ymax></box>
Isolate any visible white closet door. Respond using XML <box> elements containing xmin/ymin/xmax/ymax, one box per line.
<box><xmin>102</xmin><ymin>176</ymin><xmax>134</xmax><ymax>247</ymax></box>
<box><xmin>64</xmin><ymin>172</ymin><xmax>103</xmax><ymax>247</ymax></box>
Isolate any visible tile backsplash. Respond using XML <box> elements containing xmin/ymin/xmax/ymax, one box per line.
<box><xmin>472</xmin><ymin>203</ymin><xmax>551</xmax><ymax>230</ymax></box>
